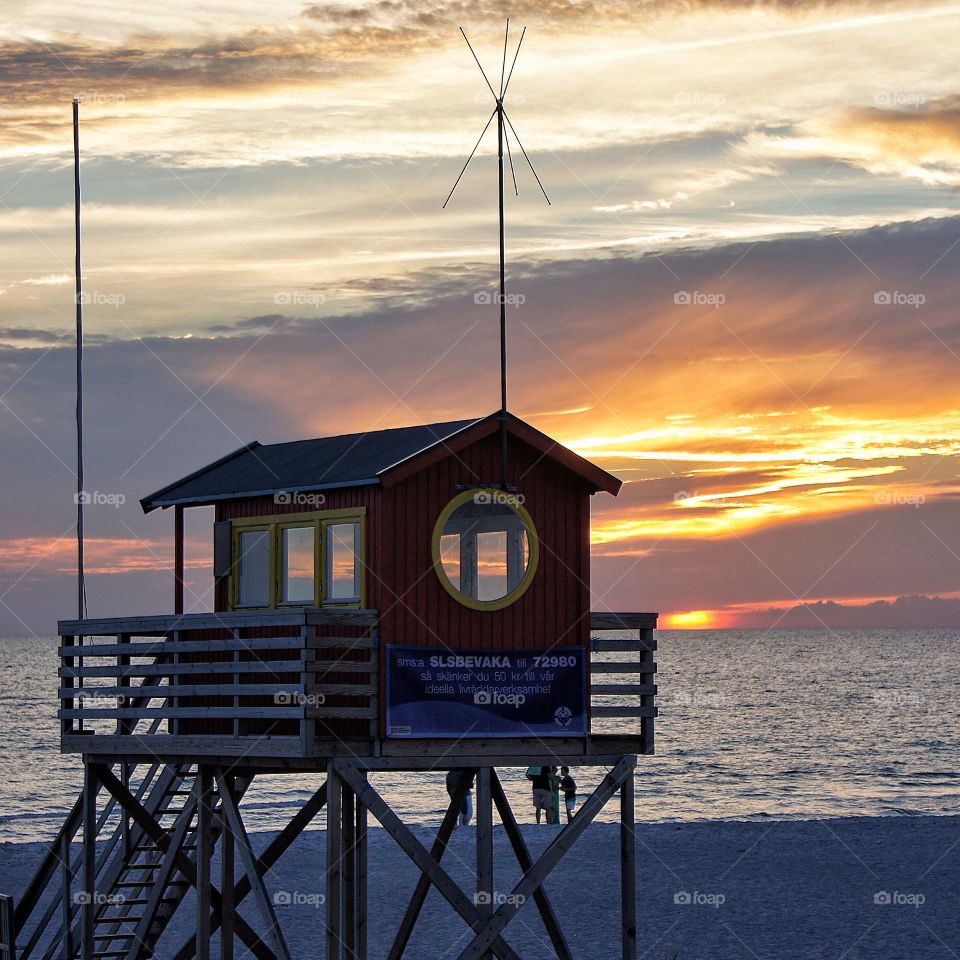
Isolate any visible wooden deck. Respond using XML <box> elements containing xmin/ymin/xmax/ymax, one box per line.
<box><xmin>58</xmin><ymin>608</ymin><xmax>657</xmax><ymax>763</ymax></box>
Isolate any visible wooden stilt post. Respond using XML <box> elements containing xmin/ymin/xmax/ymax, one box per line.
<box><xmin>343</xmin><ymin>779</ymin><xmax>356</xmax><ymax>960</ymax></box>
<box><xmin>221</xmin><ymin>773</ymin><xmax>236</xmax><ymax>960</ymax></box>
<box><xmin>386</xmin><ymin>771</ymin><xmax>474</xmax><ymax>960</ymax></box>
<box><xmin>174</xmin><ymin>504</ymin><xmax>184</xmax><ymax>615</ymax></box>
<box><xmin>476</xmin><ymin>767</ymin><xmax>493</xmax><ymax>960</ymax></box>
<box><xmin>81</xmin><ymin>761</ymin><xmax>96</xmax><ymax>960</ymax></box>
<box><xmin>326</xmin><ymin>763</ymin><xmax>343</xmax><ymax>960</ymax></box>
<box><xmin>60</xmin><ymin>827</ymin><xmax>74</xmax><ymax>960</ymax></box>
<box><xmin>620</xmin><ymin>766</ymin><xmax>637</xmax><ymax>960</ymax></box>
<box><xmin>196</xmin><ymin>767</ymin><xmax>213</xmax><ymax>960</ymax></box>
<box><xmin>337</xmin><ymin>767</ymin><xmax>521</xmax><ymax>960</ymax></box>
<box><xmin>355</xmin><ymin>772</ymin><xmax>368</xmax><ymax>960</ymax></box>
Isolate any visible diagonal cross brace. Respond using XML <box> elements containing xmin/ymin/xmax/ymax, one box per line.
<box><xmin>93</xmin><ymin>765</ymin><xmax>276</xmax><ymax>960</ymax></box>
<box><xmin>215</xmin><ymin>770</ymin><xmax>292</xmax><ymax>960</ymax></box>
<box><xmin>490</xmin><ymin>771</ymin><xmax>572</xmax><ymax>960</ymax></box>
<box><xmin>169</xmin><ymin>780</ymin><xmax>328</xmax><ymax>960</ymax></box>
<box><xmin>387</xmin><ymin>769</ymin><xmax>477</xmax><ymax>960</ymax></box>
<box><xmin>456</xmin><ymin>756</ymin><xmax>636</xmax><ymax>960</ymax></box>
<box><xmin>334</xmin><ymin>764</ymin><xmax>522</xmax><ymax>960</ymax></box>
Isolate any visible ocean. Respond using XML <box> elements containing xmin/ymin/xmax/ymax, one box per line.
<box><xmin>1</xmin><ymin>629</ymin><xmax>957</xmax><ymax>844</ymax></box>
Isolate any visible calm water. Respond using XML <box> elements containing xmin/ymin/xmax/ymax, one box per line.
<box><xmin>0</xmin><ymin>630</ymin><xmax>957</xmax><ymax>843</ymax></box>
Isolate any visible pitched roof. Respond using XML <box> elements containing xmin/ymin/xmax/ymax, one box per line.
<box><xmin>140</xmin><ymin>412</ymin><xmax>620</xmax><ymax>512</ymax></box>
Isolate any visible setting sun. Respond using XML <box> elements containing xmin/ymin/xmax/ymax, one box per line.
<box><xmin>663</xmin><ymin>610</ymin><xmax>714</xmax><ymax>629</ymax></box>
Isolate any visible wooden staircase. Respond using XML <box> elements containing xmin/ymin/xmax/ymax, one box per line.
<box><xmin>14</xmin><ymin>761</ymin><xmax>252</xmax><ymax>960</ymax></box>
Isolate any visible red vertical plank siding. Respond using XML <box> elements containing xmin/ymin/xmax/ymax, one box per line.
<box><xmin>202</xmin><ymin>430</ymin><xmax>600</xmax><ymax>737</ymax></box>
<box><xmin>376</xmin><ymin>431</ymin><xmax>592</xmax><ymax>654</ymax></box>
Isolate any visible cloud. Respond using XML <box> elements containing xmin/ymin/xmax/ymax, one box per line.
<box><xmin>2</xmin><ymin>215</ymin><xmax>960</xmax><ymax>632</ymax></box>
<box><xmin>724</xmin><ymin>593</ymin><xmax>960</xmax><ymax>629</ymax></box>
<box><xmin>745</xmin><ymin>96</ymin><xmax>960</xmax><ymax>186</ymax></box>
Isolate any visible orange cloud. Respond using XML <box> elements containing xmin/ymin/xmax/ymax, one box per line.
<box><xmin>0</xmin><ymin>537</ymin><xmax>206</xmax><ymax>576</ymax></box>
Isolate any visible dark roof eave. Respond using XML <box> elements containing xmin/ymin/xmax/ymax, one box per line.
<box><xmin>141</xmin><ymin>442</ymin><xmax>262</xmax><ymax>513</ymax></box>
<box><xmin>144</xmin><ymin>476</ymin><xmax>381</xmax><ymax>511</ymax></box>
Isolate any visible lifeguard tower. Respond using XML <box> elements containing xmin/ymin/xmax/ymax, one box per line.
<box><xmin>7</xmin><ymin>410</ymin><xmax>657</xmax><ymax>960</ymax></box>
<box><xmin>3</xmin><ymin>23</ymin><xmax>658</xmax><ymax>960</ymax></box>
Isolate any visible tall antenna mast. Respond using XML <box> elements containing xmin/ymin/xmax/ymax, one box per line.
<box><xmin>73</xmin><ymin>97</ymin><xmax>86</xmax><ymax>619</ymax></box>
<box><xmin>444</xmin><ymin>20</ymin><xmax>550</xmax><ymax>488</ymax></box>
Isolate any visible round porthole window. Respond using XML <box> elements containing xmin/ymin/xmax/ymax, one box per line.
<box><xmin>432</xmin><ymin>489</ymin><xmax>539</xmax><ymax>611</ymax></box>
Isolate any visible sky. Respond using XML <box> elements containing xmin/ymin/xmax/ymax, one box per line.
<box><xmin>2</xmin><ymin>0</ymin><xmax>960</xmax><ymax>633</ymax></box>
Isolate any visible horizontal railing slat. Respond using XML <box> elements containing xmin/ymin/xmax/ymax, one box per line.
<box><xmin>58</xmin><ymin>683</ymin><xmax>309</xmax><ymax>699</ymax></box>
<box><xmin>60</xmin><ymin>707</ymin><xmax>308</xmax><ymax>720</ymax></box>
<box><xmin>61</xmin><ymin>660</ymin><xmax>308</xmax><ymax>678</ymax></box>
<box><xmin>590</xmin><ymin>683</ymin><xmax>657</xmax><ymax>696</ymax></box>
<box><xmin>591</xmin><ymin>705</ymin><xmax>659</xmax><ymax>719</ymax></box>
<box><xmin>590</xmin><ymin>612</ymin><xmax>658</xmax><ymax>630</ymax></box>
<box><xmin>589</xmin><ymin>661</ymin><xmax>656</xmax><ymax>675</ymax></box>
<box><xmin>58</xmin><ymin>607</ymin><xmax>379</xmax><ymax>635</ymax></box>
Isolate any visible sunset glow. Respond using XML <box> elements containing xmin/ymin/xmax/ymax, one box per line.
<box><xmin>2</xmin><ymin>1</ymin><xmax>960</xmax><ymax>632</ymax></box>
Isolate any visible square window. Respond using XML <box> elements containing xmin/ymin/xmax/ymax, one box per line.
<box><xmin>326</xmin><ymin>522</ymin><xmax>361</xmax><ymax>602</ymax></box>
<box><xmin>281</xmin><ymin>526</ymin><xmax>315</xmax><ymax>604</ymax></box>
<box><xmin>237</xmin><ymin>529</ymin><xmax>270</xmax><ymax>607</ymax></box>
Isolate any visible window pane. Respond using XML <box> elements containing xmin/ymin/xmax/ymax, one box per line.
<box><xmin>438</xmin><ymin>498</ymin><xmax>532</xmax><ymax>603</ymax></box>
<box><xmin>326</xmin><ymin>523</ymin><xmax>360</xmax><ymax>601</ymax></box>
<box><xmin>237</xmin><ymin>530</ymin><xmax>270</xmax><ymax>606</ymax></box>
<box><xmin>281</xmin><ymin>526</ymin><xmax>315</xmax><ymax>603</ymax></box>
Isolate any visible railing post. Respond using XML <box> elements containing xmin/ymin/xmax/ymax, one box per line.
<box><xmin>0</xmin><ymin>894</ymin><xmax>15</xmax><ymax>960</ymax></box>
<box><xmin>81</xmin><ymin>761</ymin><xmax>97</xmax><ymax>960</ymax></box>
<box><xmin>60</xmin><ymin>634</ymin><xmax>76</xmax><ymax>738</ymax></box>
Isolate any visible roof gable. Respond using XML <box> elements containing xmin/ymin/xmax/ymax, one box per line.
<box><xmin>140</xmin><ymin>412</ymin><xmax>620</xmax><ymax>512</ymax></box>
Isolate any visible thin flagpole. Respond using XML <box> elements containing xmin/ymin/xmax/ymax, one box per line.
<box><xmin>497</xmin><ymin>98</ymin><xmax>509</xmax><ymax>487</ymax></box>
<box><xmin>73</xmin><ymin>98</ymin><xmax>86</xmax><ymax>620</ymax></box>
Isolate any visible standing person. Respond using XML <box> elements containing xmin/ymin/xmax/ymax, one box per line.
<box><xmin>445</xmin><ymin>769</ymin><xmax>474</xmax><ymax>827</ymax></box>
<box><xmin>549</xmin><ymin>766</ymin><xmax>561</xmax><ymax>825</ymax></box>
<box><xmin>526</xmin><ymin>765</ymin><xmax>552</xmax><ymax>823</ymax></box>
<box><xmin>559</xmin><ymin>766</ymin><xmax>577</xmax><ymax>823</ymax></box>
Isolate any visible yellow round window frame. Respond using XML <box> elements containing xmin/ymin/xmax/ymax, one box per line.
<box><xmin>432</xmin><ymin>488</ymin><xmax>540</xmax><ymax>612</ymax></box>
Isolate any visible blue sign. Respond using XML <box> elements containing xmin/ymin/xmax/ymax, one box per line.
<box><xmin>385</xmin><ymin>645</ymin><xmax>587</xmax><ymax>738</ymax></box>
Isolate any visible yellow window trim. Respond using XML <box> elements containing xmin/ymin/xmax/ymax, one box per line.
<box><xmin>230</xmin><ymin>507</ymin><xmax>367</xmax><ymax>610</ymax></box>
<box><xmin>431</xmin><ymin>488</ymin><xmax>539</xmax><ymax>612</ymax></box>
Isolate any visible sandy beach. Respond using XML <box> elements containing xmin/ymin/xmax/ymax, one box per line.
<box><xmin>4</xmin><ymin>813</ymin><xmax>957</xmax><ymax>959</ymax></box>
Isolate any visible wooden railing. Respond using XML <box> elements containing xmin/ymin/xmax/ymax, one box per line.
<box><xmin>589</xmin><ymin>612</ymin><xmax>658</xmax><ymax>753</ymax></box>
<box><xmin>58</xmin><ymin>609</ymin><xmax>379</xmax><ymax>759</ymax></box>
<box><xmin>57</xmin><ymin>608</ymin><xmax>656</xmax><ymax>758</ymax></box>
